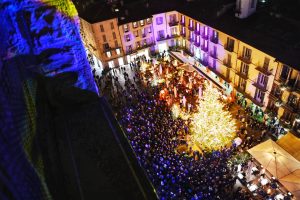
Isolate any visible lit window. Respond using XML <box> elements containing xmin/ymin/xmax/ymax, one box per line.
<box><xmin>140</xmin><ymin>20</ymin><xmax>144</xmax><ymax>26</ymax></box>
<box><xmin>124</xmin><ymin>24</ymin><xmax>128</xmax><ymax>32</ymax></box>
<box><xmin>196</xmin><ymin>35</ymin><xmax>200</xmax><ymax>43</ymax></box>
<box><xmin>204</xmin><ymin>26</ymin><xmax>208</xmax><ymax>36</ymax></box>
<box><xmin>118</xmin><ymin>58</ymin><xmax>124</xmax><ymax>66</ymax></box>
<box><xmin>106</xmin><ymin>51</ymin><xmax>111</xmax><ymax>58</ymax></box>
<box><xmin>196</xmin><ymin>23</ymin><xmax>200</xmax><ymax>31</ymax></box>
<box><xmin>125</xmin><ymin>34</ymin><xmax>130</xmax><ymax>42</ymax></box>
<box><xmin>116</xmin><ymin>48</ymin><xmax>121</xmax><ymax>55</ymax></box>
<box><xmin>133</xmin><ymin>22</ymin><xmax>138</xmax><ymax>28</ymax></box>
<box><xmin>146</xmin><ymin>18</ymin><xmax>151</xmax><ymax>24</ymax></box>
<box><xmin>156</xmin><ymin>17</ymin><xmax>163</xmax><ymax>25</ymax></box>
<box><xmin>189</xmin><ymin>19</ymin><xmax>193</xmax><ymax>27</ymax></box>
<box><xmin>181</xmin><ymin>15</ymin><xmax>185</xmax><ymax>23</ymax></box>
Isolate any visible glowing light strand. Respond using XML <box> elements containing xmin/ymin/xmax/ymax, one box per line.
<box><xmin>190</xmin><ymin>84</ymin><xmax>236</xmax><ymax>151</ymax></box>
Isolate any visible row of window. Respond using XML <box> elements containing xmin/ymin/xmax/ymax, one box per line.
<box><xmin>99</xmin><ymin>22</ymin><xmax>115</xmax><ymax>32</ymax></box>
<box><xmin>102</xmin><ymin>32</ymin><xmax>117</xmax><ymax>43</ymax></box>
<box><xmin>123</xmin><ymin>18</ymin><xmax>152</xmax><ymax>32</ymax></box>
<box><xmin>105</xmin><ymin>48</ymin><xmax>121</xmax><ymax>58</ymax></box>
<box><xmin>102</xmin><ymin>40</ymin><xmax>119</xmax><ymax>52</ymax></box>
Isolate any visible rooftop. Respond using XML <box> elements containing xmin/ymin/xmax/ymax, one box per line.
<box><xmin>76</xmin><ymin>0</ymin><xmax>300</xmax><ymax>69</ymax></box>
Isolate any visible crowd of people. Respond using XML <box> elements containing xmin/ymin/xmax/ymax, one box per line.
<box><xmin>91</xmin><ymin>54</ymin><xmax>264</xmax><ymax>199</ymax></box>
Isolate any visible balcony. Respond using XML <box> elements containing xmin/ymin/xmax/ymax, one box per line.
<box><xmin>180</xmin><ymin>32</ymin><xmax>186</xmax><ymax>37</ymax></box>
<box><xmin>238</xmin><ymin>56</ymin><xmax>252</xmax><ymax>64</ymax></box>
<box><xmin>194</xmin><ymin>42</ymin><xmax>200</xmax><ymax>47</ymax></box>
<box><xmin>236</xmin><ymin>71</ymin><xmax>248</xmax><ymax>80</ymax></box>
<box><xmin>210</xmin><ymin>37</ymin><xmax>218</xmax><ymax>44</ymax></box>
<box><xmin>188</xmin><ymin>37</ymin><xmax>194</xmax><ymax>43</ymax></box>
<box><xmin>283</xmin><ymin>102</ymin><xmax>297</xmax><ymax>113</ymax></box>
<box><xmin>210</xmin><ymin>52</ymin><xmax>218</xmax><ymax>59</ymax></box>
<box><xmin>201</xmin><ymin>45</ymin><xmax>208</xmax><ymax>52</ymax></box>
<box><xmin>142</xmin><ymin>34</ymin><xmax>146</xmax><ymax>38</ymax></box>
<box><xmin>200</xmin><ymin>59</ymin><xmax>209</xmax><ymax>67</ymax></box>
<box><xmin>269</xmin><ymin>89</ymin><xmax>282</xmax><ymax>100</ymax></box>
<box><xmin>234</xmin><ymin>85</ymin><xmax>247</xmax><ymax>95</ymax></box>
<box><xmin>156</xmin><ymin>35</ymin><xmax>166</xmax><ymax>42</ymax></box>
<box><xmin>180</xmin><ymin>21</ymin><xmax>185</xmax><ymax>26</ymax></box>
<box><xmin>224</xmin><ymin>44</ymin><xmax>234</xmax><ymax>52</ymax></box>
<box><xmin>188</xmin><ymin>26</ymin><xmax>194</xmax><ymax>31</ymax></box>
<box><xmin>124</xmin><ymin>29</ymin><xmax>129</xmax><ymax>33</ymax></box>
<box><xmin>183</xmin><ymin>49</ymin><xmax>194</xmax><ymax>57</ymax></box>
<box><xmin>223</xmin><ymin>60</ymin><xmax>232</xmax><ymax>68</ymax></box>
<box><xmin>194</xmin><ymin>30</ymin><xmax>201</xmax><ymax>35</ymax></box>
<box><xmin>255</xmin><ymin>66</ymin><xmax>272</xmax><ymax>76</ymax></box>
<box><xmin>250</xmin><ymin>96</ymin><xmax>265</xmax><ymax>107</ymax></box>
<box><xmin>252</xmin><ymin>82</ymin><xmax>268</xmax><ymax>92</ymax></box>
<box><xmin>169</xmin><ymin>21</ymin><xmax>179</xmax><ymax>27</ymax></box>
<box><xmin>138</xmin><ymin>42</ymin><xmax>155</xmax><ymax>50</ymax></box>
<box><xmin>209</xmin><ymin>67</ymin><xmax>231</xmax><ymax>83</ymax></box>
<box><xmin>202</xmin><ymin>34</ymin><xmax>209</xmax><ymax>40</ymax></box>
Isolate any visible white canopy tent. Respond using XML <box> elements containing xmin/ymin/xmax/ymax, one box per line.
<box><xmin>248</xmin><ymin>139</ymin><xmax>300</xmax><ymax>199</ymax></box>
<box><xmin>280</xmin><ymin>170</ymin><xmax>300</xmax><ymax>199</ymax></box>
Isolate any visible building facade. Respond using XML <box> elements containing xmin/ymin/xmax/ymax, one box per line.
<box><xmin>79</xmin><ymin>6</ymin><xmax>300</xmax><ymax>135</ymax></box>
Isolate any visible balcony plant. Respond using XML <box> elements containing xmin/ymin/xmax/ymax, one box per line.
<box><xmin>279</xmin><ymin>83</ymin><xmax>287</xmax><ymax>91</ymax></box>
<box><xmin>275</xmin><ymin>100</ymin><xmax>283</xmax><ymax>107</ymax></box>
<box><xmin>283</xmin><ymin>123</ymin><xmax>292</xmax><ymax>131</ymax></box>
<box><xmin>295</xmin><ymin>114</ymin><xmax>300</xmax><ymax>122</ymax></box>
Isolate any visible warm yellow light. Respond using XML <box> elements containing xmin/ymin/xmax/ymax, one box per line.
<box><xmin>190</xmin><ymin>84</ymin><xmax>236</xmax><ymax>151</ymax></box>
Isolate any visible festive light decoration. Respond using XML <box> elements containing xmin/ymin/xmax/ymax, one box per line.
<box><xmin>171</xmin><ymin>104</ymin><xmax>180</xmax><ymax>119</ymax></box>
<box><xmin>190</xmin><ymin>84</ymin><xmax>236</xmax><ymax>151</ymax></box>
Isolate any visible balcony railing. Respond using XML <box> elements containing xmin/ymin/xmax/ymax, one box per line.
<box><xmin>224</xmin><ymin>44</ymin><xmax>234</xmax><ymax>52</ymax></box>
<box><xmin>270</xmin><ymin>89</ymin><xmax>282</xmax><ymax>100</ymax></box>
<box><xmin>202</xmin><ymin>34</ymin><xmax>209</xmax><ymax>40</ymax></box>
<box><xmin>236</xmin><ymin>71</ymin><xmax>248</xmax><ymax>79</ymax></box>
<box><xmin>201</xmin><ymin>45</ymin><xmax>208</xmax><ymax>52</ymax></box>
<box><xmin>188</xmin><ymin>26</ymin><xmax>194</xmax><ymax>31</ymax></box>
<box><xmin>156</xmin><ymin>35</ymin><xmax>166</xmax><ymax>41</ymax></box>
<box><xmin>188</xmin><ymin>37</ymin><xmax>194</xmax><ymax>43</ymax></box>
<box><xmin>169</xmin><ymin>21</ymin><xmax>179</xmax><ymax>27</ymax></box>
<box><xmin>210</xmin><ymin>37</ymin><xmax>218</xmax><ymax>44</ymax></box>
<box><xmin>283</xmin><ymin>102</ymin><xmax>297</xmax><ymax>113</ymax></box>
<box><xmin>210</xmin><ymin>52</ymin><xmax>218</xmax><ymax>59</ymax></box>
<box><xmin>183</xmin><ymin>49</ymin><xmax>194</xmax><ymax>57</ymax></box>
<box><xmin>200</xmin><ymin>59</ymin><xmax>209</xmax><ymax>66</ymax></box>
<box><xmin>252</xmin><ymin>81</ymin><xmax>268</xmax><ymax>92</ymax></box>
<box><xmin>194</xmin><ymin>30</ymin><xmax>201</xmax><ymax>35</ymax></box>
<box><xmin>194</xmin><ymin>42</ymin><xmax>200</xmax><ymax>47</ymax></box>
<box><xmin>223</xmin><ymin>60</ymin><xmax>232</xmax><ymax>68</ymax></box>
<box><xmin>238</xmin><ymin>55</ymin><xmax>252</xmax><ymax>64</ymax></box>
<box><xmin>209</xmin><ymin>66</ymin><xmax>231</xmax><ymax>83</ymax></box>
<box><xmin>180</xmin><ymin>32</ymin><xmax>186</xmax><ymax>37</ymax></box>
<box><xmin>251</xmin><ymin>96</ymin><xmax>265</xmax><ymax>107</ymax></box>
<box><xmin>255</xmin><ymin>66</ymin><xmax>272</xmax><ymax>76</ymax></box>
<box><xmin>180</xmin><ymin>21</ymin><xmax>185</xmax><ymax>26</ymax></box>
<box><xmin>234</xmin><ymin>85</ymin><xmax>247</xmax><ymax>94</ymax></box>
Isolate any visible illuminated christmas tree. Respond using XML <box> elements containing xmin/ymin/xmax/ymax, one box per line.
<box><xmin>190</xmin><ymin>83</ymin><xmax>236</xmax><ymax>151</ymax></box>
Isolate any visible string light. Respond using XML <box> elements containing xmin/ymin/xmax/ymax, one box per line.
<box><xmin>190</xmin><ymin>84</ymin><xmax>236</xmax><ymax>151</ymax></box>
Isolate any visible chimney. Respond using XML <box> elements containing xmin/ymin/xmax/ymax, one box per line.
<box><xmin>125</xmin><ymin>9</ymin><xmax>129</xmax><ymax>16</ymax></box>
<box><xmin>235</xmin><ymin>0</ymin><xmax>257</xmax><ymax>19</ymax></box>
<box><xmin>120</xmin><ymin>0</ymin><xmax>124</xmax><ymax>6</ymax></box>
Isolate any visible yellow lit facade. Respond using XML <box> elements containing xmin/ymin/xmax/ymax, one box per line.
<box><xmin>79</xmin><ymin>8</ymin><xmax>300</xmax><ymax>134</ymax></box>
